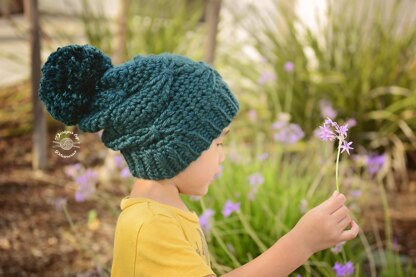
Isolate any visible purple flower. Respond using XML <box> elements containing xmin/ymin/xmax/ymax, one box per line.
<box><xmin>113</xmin><ymin>154</ymin><xmax>132</xmax><ymax>178</ymax></box>
<box><xmin>319</xmin><ymin>99</ymin><xmax>337</xmax><ymax>119</ymax></box>
<box><xmin>222</xmin><ymin>200</ymin><xmax>241</xmax><ymax>217</ymax></box>
<box><xmin>257</xmin><ymin>152</ymin><xmax>269</xmax><ymax>161</ymax></box>
<box><xmin>74</xmin><ymin>169</ymin><xmax>97</xmax><ymax>187</ymax></box>
<box><xmin>248</xmin><ymin>186</ymin><xmax>261</xmax><ymax>200</ymax></box>
<box><xmin>350</xmin><ymin>189</ymin><xmax>361</xmax><ymax>198</ymax></box>
<box><xmin>330</xmin><ymin>241</ymin><xmax>346</xmax><ymax>254</ymax></box>
<box><xmin>317</xmin><ymin>117</ymin><xmax>354</xmax><ymax>192</ymax></box>
<box><xmin>317</xmin><ymin>118</ymin><xmax>353</xmax><ymax>151</ymax></box>
<box><xmin>284</xmin><ymin>61</ymin><xmax>294</xmax><ymax>72</ymax></box>
<box><xmin>336</xmin><ymin>124</ymin><xmax>349</xmax><ymax>139</ymax></box>
<box><xmin>272</xmin><ymin>113</ymin><xmax>291</xmax><ymax>130</ymax></box>
<box><xmin>114</xmin><ymin>154</ymin><xmax>125</xmax><ymax>168</ymax></box>
<box><xmin>272</xmin><ymin>114</ymin><xmax>304</xmax><ymax>144</ymax></box>
<box><xmin>64</xmin><ymin>163</ymin><xmax>82</xmax><ymax>178</ymax></box>
<box><xmin>120</xmin><ymin>167</ymin><xmax>132</xmax><ymax>178</ymax></box>
<box><xmin>340</xmin><ymin>140</ymin><xmax>354</xmax><ymax>155</ymax></box>
<box><xmin>248</xmin><ymin>109</ymin><xmax>257</xmax><ymax>122</ymax></box>
<box><xmin>248</xmin><ymin>172</ymin><xmax>265</xmax><ymax>186</ymax></box>
<box><xmin>333</xmin><ymin>261</ymin><xmax>354</xmax><ymax>277</ymax></box>
<box><xmin>316</xmin><ymin>125</ymin><xmax>336</xmax><ymax>141</ymax></box>
<box><xmin>53</xmin><ymin>197</ymin><xmax>67</xmax><ymax>211</ymax></box>
<box><xmin>367</xmin><ymin>154</ymin><xmax>385</xmax><ymax>174</ymax></box>
<box><xmin>272</xmin><ymin>120</ymin><xmax>287</xmax><ymax>130</ymax></box>
<box><xmin>258</xmin><ymin>71</ymin><xmax>276</xmax><ymax>85</ymax></box>
<box><xmin>273</xmin><ymin>123</ymin><xmax>305</xmax><ymax>144</ymax></box>
<box><xmin>351</xmin><ymin>154</ymin><xmax>367</xmax><ymax>164</ymax></box>
<box><xmin>324</xmin><ymin>117</ymin><xmax>337</xmax><ymax>126</ymax></box>
<box><xmin>345</xmin><ymin>118</ymin><xmax>357</xmax><ymax>128</ymax></box>
<box><xmin>248</xmin><ymin>173</ymin><xmax>264</xmax><ymax>200</ymax></box>
<box><xmin>199</xmin><ymin>209</ymin><xmax>215</xmax><ymax>233</ymax></box>
<box><xmin>74</xmin><ymin>169</ymin><xmax>98</xmax><ymax>202</ymax></box>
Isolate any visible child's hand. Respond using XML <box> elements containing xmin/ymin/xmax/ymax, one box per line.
<box><xmin>291</xmin><ymin>190</ymin><xmax>359</xmax><ymax>254</ymax></box>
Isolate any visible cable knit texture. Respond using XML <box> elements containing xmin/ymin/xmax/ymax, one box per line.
<box><xmin>39</xmin><ymin>44</ymin><xmax>240</xmax><ymax>180</ymax></box>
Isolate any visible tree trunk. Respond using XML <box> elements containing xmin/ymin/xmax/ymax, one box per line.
<box><xmin>29</xmin><ymin>0</ymin><xmax>47</xmax><ymax>170</ymax></box>
<box><xmin>113</xmin><ymin>0</ymin><xmax>131</xmax><ymax>65</ymax></box>
<box><xmin>1</xmin><ymin>0</ymin><xmax>11</xmax><ymax>19</ymax></box>
<box><xmin>204</xmin><ymin>0</ymin><xmax>221</xmax><ymax>65</ymax></box>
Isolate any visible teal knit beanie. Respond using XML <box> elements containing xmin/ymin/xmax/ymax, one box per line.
<box><xmin>39</xmin><ymin>44</ymin><xmax>240</xmax><ymax>180</ymax></box>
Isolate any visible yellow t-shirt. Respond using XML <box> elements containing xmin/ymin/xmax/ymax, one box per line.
<box><xmin>111</xmin><ymin>196</ymin><xmax>217</xmax><ymax>277</ymax></box>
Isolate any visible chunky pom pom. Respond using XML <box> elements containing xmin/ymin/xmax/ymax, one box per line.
<box><xmin>39</xmin><ymin>44</ymin><xmax>113</xmax><ymax>125</ymax></box>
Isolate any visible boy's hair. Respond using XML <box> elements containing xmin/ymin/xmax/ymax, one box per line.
<box><xmin>39</xmin><ymin>44</ymin><xmax>240</xmax><ymax>180</ymax></box>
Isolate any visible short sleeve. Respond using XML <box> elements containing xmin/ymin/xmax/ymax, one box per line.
<box><xmin>135</xmin><ymin>214</ymin><xmax>217</xmax><ymax>277</ymax></box>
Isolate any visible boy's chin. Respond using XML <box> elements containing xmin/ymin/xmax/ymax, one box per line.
<box><xmin>186</xmin><ymin>181</ymin><xmax>212</xmax><ymax>197</ymax></box>
<box><xmin>197</xmin><ymin>186</ymin><xmax>210</xmax><ymax>197</ymax></box>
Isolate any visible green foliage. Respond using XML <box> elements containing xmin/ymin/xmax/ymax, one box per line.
<box><xmin>224</xmin><ymin>0</ymin><xmax>416</xmax><ymax>154</ymax></box>
<box><xmin>78</xmin><ymin>0</ymin><xmax>114</xmax><ymax>54</ymax></box>
<box><xmin>77</xmin><ymin>0</ymin><xmax>206</xmax><ymax>66</ymax></box>
<box><xmin>126</xmin><ymin>0</ymin><xmax>205</xmax><ymax>57</ymax></box>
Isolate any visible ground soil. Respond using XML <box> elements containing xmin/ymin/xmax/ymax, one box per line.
<box><xmin>0</xmin><ymin>126</ymin><xmax>122</xmax><ymax>277</ymax></box>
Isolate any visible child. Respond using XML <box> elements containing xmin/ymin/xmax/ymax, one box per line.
<box><xmin>39</xmin><ymin>44</ymin><xmax>359</xmax><ymax>277</ymax></box>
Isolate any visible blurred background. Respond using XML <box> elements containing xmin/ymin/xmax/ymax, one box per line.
<box><xmin>0</xmin><ymin>0</ymin><xmax>415</xmax><ymax>276</ymax></box>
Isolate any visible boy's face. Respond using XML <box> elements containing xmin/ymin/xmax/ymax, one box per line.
<box><xmin>173</xmin><ymin>125</ymin><xmax>231</xmax><ymax>196</ymax></box>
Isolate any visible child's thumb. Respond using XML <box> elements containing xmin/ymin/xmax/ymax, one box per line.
<box><xmin>323</xmin><ymin>190</ymin><xmax>339</xmax><ymax>206</ymax></box>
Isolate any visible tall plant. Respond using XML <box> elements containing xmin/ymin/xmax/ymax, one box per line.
<box><xmin>225</xmin><ymin>0</ymin><xmax>416</xmax><ymax>157</ymax></box>
<box><xmin>125</xmin><ymin>0</ymin><xmax>205</xmax><ymax>57</ymax></box>
<box><xmin>76</xmin><ymin>0</ymin><xmax>206</xmax><ymax>60</ymax></box>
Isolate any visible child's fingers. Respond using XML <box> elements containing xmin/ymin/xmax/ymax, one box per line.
<box><xmin>323</xmin><ymin>191</ymin><xmax>338</xmax><ymax>205</ymax></box>
<box><xmin>339</xmin><ymin>220</ymin><xmax>359</xmax><ymax>241</ymax></box>
<box><xmin>337</xmin><ymin>215</ymin><xmax>351</xmax><ymax>229</ymax></box>
<box><xmin>327</xmin><ymin>192</ymin><xmax>346</xmax><ymax>214</ymax></box>
<box><xmin>332</xmin><ymin>206</ymin><xmax>349</xmax><ymax>223</ymax></box>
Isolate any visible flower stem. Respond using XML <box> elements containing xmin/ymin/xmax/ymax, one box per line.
<box><xmin>335</xmin><ymin>139</ymin><xmax>342</xmax><ymax>192</ymax></box>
